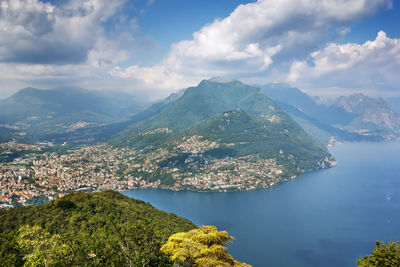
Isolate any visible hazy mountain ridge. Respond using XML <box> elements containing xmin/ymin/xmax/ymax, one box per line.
<box><xmin>263</xmin><ymin>84</ymin><xmax>357</xmax><ymax>126</ymax></box>
<box><xmin>387</xmin><ymin>97</ymin><xmax>400</xmax><ymax>114</ymax></box>
<box><xmin>334</xmin><ymin>93</ymin><xmax>400</xmax><ymax>131</ymax></box>
<box><xmin>0</xmin><ymin>87</ymin><xmax>146</xmax><ymax>142</ymax></box>
<box><xmin>2</xmin><ymin>81</ymin><xmax>397</xmax><ymax>147</ymax></box>
<box><xmin>260</xmin><ymin>84</ymin><xmax>399</xmax><ymax>144</ymax></box>
<box><xmin>2</xmin><ymin>78</ymin><xmax>398</xmax><ymax>193</ymax></box>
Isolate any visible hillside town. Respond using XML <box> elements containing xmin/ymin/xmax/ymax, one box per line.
<box><xmin>0</xmin><ymin>136</ymin><xmax>308</xmax><ymax>208</ymax></box>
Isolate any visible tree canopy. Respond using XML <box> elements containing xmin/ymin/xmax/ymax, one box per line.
<box><xmin>0</xmin><ymin>190</ymin><xmax>196</xmax><ymax>266</ymax></box>
<box><xmin>357</xmin><ymin>240</ymin><xmax>400</xmax><ymax>266</ymax></box>
<box><xmin>161</xmin><ymin>225</ymin><xmax>251</xmax><ymax>267</ymax></box>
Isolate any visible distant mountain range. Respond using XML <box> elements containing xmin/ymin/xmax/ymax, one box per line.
<box><xmin>334</xmin><ymin>94</ymin><xmax>400</xmax><ymax>132</ymax></box>
<box><xmin>2</xmin><ymin>80</ymin><xmax>399</xmax><ymax>147</ymax></box>
<box><xmin>3</xmin><ymin>78</ymin><xmax>399</xmax><ymax>191</ymax></box>
<box><xmin>385</xmin><ymin>96</ymin><xmax>400</xmax><ymax>116</ymax></box>
<box><xmin>260</xmin><ymin>84</ymin><xmax>400</xmax><ymax>144</ymax></box>
<box><xmin>0</xmin><ymin>86</ymin><xmax>145</xmax><ymax>142</ymax></box>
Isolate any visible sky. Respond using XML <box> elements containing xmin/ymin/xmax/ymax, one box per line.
<box><xmin>0</xmin><ymin>0</ymin><xmax>399</xmax><ymax>100</ymax></box>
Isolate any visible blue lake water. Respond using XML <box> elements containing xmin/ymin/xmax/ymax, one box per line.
<box><xmin>123</xmin><ymin>142</ymin><xmax>400</xmax><ymax>267</ymax></box>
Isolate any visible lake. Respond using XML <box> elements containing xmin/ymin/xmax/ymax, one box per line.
<box><xmin>123</xmin><ymin>142</ymin><xmax>400</xmax><ymax>266</ymax></box>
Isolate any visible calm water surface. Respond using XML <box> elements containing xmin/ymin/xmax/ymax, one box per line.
<box><xmin>123</xmin><ymin>142</ymin><xmax>400</xmax><ymax>267</ymax></box>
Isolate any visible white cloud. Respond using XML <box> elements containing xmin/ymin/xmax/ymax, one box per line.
<box><xmin>147</xmin><ymin>0</ymin><xmax>154</xmax><ymax>7</ymax></box>
<box><xmin>0</xmin><ymin>0</ymin><xmax>126</xmax><ymax>64</ymax></box>
<box><xmin>0</xmin><ymin>0</ymin><xmax>396</xmax><ymax>100</ymax></box>
<box><xmin>0</xmin><ymin>0</ymin><xmax>157</xmax><ymax>98</ymax></box>
<box><xmin>111</xmin><ymin>0</ymin><xmax>392</xmax><ymax>91</ymax></box>
<box><xmin>288</xmin><ymin>31</ymin><xmax>400</xmax><ymax>93</ymax></box>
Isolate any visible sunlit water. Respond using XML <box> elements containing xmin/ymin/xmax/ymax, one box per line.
<box><xmin>123</xmin><ymin>142</ymin><xmax>400</xmax><ymax>266</ymax></box>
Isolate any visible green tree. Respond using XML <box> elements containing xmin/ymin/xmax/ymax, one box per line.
<box><xmin>357</xmin><ymin>240</ymin><xmax>400</xmax><ymax>266</ymax></box>
<box><xmin>0</xmin><ymin>191</ymin><xmax>196</xmax><ymax>266</ymax></box>
<box><xmin>16</xmin><ymin>225</ymin><xmax>71</xmax><ymax>266</ymax></box>
<box><xmin>161</xmin><ymin>225</ymin><xmax>251</xmax><ymax>267</ymax></box>
<box><xmin>0</xmin><ymin>231</ymin><xmax>24</xmax><ymax>266</ymax></box>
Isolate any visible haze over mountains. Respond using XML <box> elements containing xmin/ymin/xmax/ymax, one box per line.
<box><xmin>260</xmin><ymin>83</ymin><xmax>400</xmax><ymax>144</ymax></box>
<box><xmin>382</xmin><ymin>97</ymin><xmax>400</xmax><ymax>115</ymax></box>
<box><xmin>1</xmin><ymin>78</ymin><xmax>400</xmax><ymax>146</ymax></box>
<box><xmin>0</xmin><ymin>87</ymin><xmax>145</xmax><ymax>142</ymax></box>
<box><xmin>1</xmin><ymin>78</ymin><xmax>399</xmax><ymax>192</ymax></box>
<box><xmin>0</xmin><ymin>78</ymin><xmax>341</xmax><ymax>191</ymax></box>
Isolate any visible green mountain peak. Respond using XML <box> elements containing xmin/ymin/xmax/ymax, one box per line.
<box><xmin>112</xmin><ymin>78</ymin><xmax>335</xmax><ymax>191</ymax></box>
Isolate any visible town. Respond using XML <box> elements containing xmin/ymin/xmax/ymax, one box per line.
<box><xmin>0</xmin><ymin>136</ymin><xmax>298</xmax><ymax>208</ymax></box>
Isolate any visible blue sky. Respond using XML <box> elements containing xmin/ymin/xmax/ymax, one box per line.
<box><xmin>344</xmin><ymin>5</ymin><xmax>399</xmax><ymax>42</ymax></box>
<box><xmin>0</xmin><ymin>0</ymin><xmax>399</xmax><ymax>100</ymax></box>
<box><xmin>130</xmin><ymin>0</ymin><xmax>256</xmax><ymax>65</ymax></box>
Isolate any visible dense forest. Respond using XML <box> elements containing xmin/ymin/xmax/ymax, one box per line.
<box><xmin>0</xmin><ymin>191</ymin><xmax>196</xmax><ymax>266</ymax></box>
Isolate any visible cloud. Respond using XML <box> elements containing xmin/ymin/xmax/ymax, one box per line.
<box><xmin>0</xmin><ymin>0</ymin><xmax>163</xmax><ymax>98</ymax></box>
<box><xmin>111</xmin><ymin>0</ymin><xmax>392</xmax><ymax>90</ymax></box>
<box><xmin>0</xmin><ymin>0</ymin><xmax>396</xmax><ymax>100</ymax></box>
<box><xmin>147</xmin><ymin>0</ymin><xmax>154</xmax><ymax>7</ymax></box>
<box><xmin>0</xmin><ymin>0</ymin><xmax>126</xmax><ymax>65</ymax></box>
<box><xmin>110</xmin><ymin>64</ymin><xmax>191</xmax><ymax>90</ymax></box>
<box><xmin>288</xmin><ymin>31</ymin><xmax>400</xmax><ymax>93</ymax></box>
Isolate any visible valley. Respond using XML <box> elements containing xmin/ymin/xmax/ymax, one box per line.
<box><xmin>2</xmin><ymin>78</ymin><xmax>400</xmax><ymax>208</ymax></box>
<box><xmin>1</xmin><ymin>2</ymin><xmax>399</xmax><ymax>266</ymax></box>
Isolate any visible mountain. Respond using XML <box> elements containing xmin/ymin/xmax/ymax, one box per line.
<box><xmin>0</xmin><ymin>190</ymin><xmax>196</xmax><ymax>266</ymax></box>
<box><xmin>260</xmin><ymin>83</ymin><xmax>356</xmax><ymax>126</ymax></box>
<box><xmin>189</xmin><ymin>110</ymin><xmax>330</xmax><ymax>171</ymax></box>
<box><xmin>0</xmin><ymin>87</ymin><xmax>145</xmax><ymax>142</ymax></box>
<box><xmin>115</xmin><ymin>78</ymin><xmax>288</xmax><ymax>146</ymax></box>
<box><xmin>111</xmin><ymin>78</ymin><xmax>335</xmax><ymax>191</ymax></box>
<box><xmin>259</xmin><ymin>84</ymin><xmax>398</xmax><ymax>143</ymax></box>
<box><xmin>333</xmin><ymin>94</ymin><xmax>400</xmax><ymax>135</ymax></box>
<box><xmin>387</xmin><ymin>97</ymin><xmax>400</xmax><ymax>114</ymax></box>
<box><xmin>51</xmin><ymin>88</ymin><xmax>188</xmax><ymax>145</ymax></box>
<box><xmin>259</xmin><ymin>84</ymin><xmax>364</xmax><ymax>144</ymax></box>
<box><xmin>126</xmin><ymin>88</ymin><xmax>186</xmax><ymax>125</ymax></box>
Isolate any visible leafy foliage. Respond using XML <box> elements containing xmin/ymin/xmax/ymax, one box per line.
<box><xmin>357</xmin><ymin>241</ymin><xmax>400</xmax><ymax>266</ymax></box>
<box><xmin>161</xmin><ymin>225</ymin><xmax>251</xmax><ymax>267</ymax></box>
<box><xmin>0</xmin><ymin>190</ymin><xmax>196</xmax><ymax>266</ymax></box>
<box><xmin>17</xmin><ymin>225</ymin><xmax>71</xmax><ymax>266</ymax></box>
